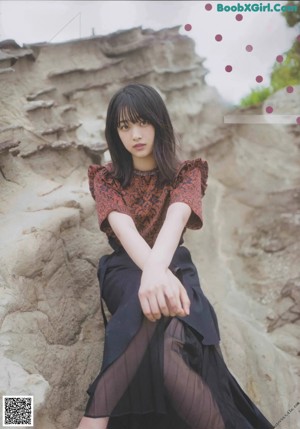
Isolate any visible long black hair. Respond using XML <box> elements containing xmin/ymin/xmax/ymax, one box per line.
<box><xmin>105</xmin><ymin>83</ymin><xmax>179</xmax><ymax>187</ymax></box>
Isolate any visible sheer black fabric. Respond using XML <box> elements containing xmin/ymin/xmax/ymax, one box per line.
<box><xmin>84</xmin><ymin>246</ymin><xmax>273</xmax><ymax>429</ymax></box>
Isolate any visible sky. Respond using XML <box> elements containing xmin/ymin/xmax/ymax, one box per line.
<box><xmin>0</xmin><ymin>0</ymin><xmax>299</xmax><ymax>105</ymax></box>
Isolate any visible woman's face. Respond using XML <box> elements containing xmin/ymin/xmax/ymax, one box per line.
<box><xmin>117</xmin><ymin>116</ymin><xmax>156</xmax><ymax>169</ymax></box>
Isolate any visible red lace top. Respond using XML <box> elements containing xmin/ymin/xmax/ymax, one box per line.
<box><xmin>88</xmin><ymin>158</ymin><xmax>208</xmax><ymax>248</ymax></box>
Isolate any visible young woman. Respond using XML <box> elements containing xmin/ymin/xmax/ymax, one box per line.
<box><xmin>77</xmin><ymin>83</ymin><xmax>273</xmax><ymax>429</ymax></box>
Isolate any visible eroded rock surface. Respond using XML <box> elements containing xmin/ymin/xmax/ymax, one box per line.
<box><xmin>0</xmin><ymin>29</ymin><xmax>299</xmax><ymax>429</ymax></box>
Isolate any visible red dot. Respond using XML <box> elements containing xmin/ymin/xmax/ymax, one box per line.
<box><xmin>246</xmin><ymin>45</ymin><xmax>253</xmax><ymax>52</ymax></box>
<box><xmin>256</xmin><ymin>75</ymin><xmax>263</xmax><ymax>83</ymax></box>
<box><xmin>236</xmin><ymin>14</ymin><xmax>243</xmax><ymax>21</ymax></box>
<box><xmin>184</xmin><ymin>24</ymin><xmax>192</xmax><ymax>31</ymax></box>
<box><xmin>266</xmin><ymin>106</ymin><xmax>273</xmax><ymax>114</ymax></box>
<box><xmin>297</xmin><ymin>35</ymin><xmax>300</xmax><ymax>42</ymax></box>
<box><xmin>286</xmin><ymin>86</ymin><xmax>294</xmax><ymax>93</ymax></box>
<box><xmin>276</xmin><ymin>55</ymin><xmax>284</xmax><ymax>63</ymax></box>
<box><xmin>296</xmin><ymin>117</ymin><xmax>300</xmax><ymax>124</ymax></box>
<box><xmin>225</xmin><ymin>65</ymin><xmax>232</xmax><ymax>72</ymax></box>
<box><xmin>205</xmin><ymin>3</ymin><xmax>212</xmax><ymax>11</ymax></box>
<box><xmin>215</xmin><ymin>34</ymin><xmax>222</xmax><ymax>42</ymax></box>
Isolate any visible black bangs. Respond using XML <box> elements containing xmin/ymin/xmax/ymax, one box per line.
<box><xmin>116</xmin><ymin>104</ymin><xmax>144</xmax><ymax>128</ymax></box>
<box><xmin>114</xmin><ymin>91</ymin><xmax>158</xmax><ymax>129</ymax></box>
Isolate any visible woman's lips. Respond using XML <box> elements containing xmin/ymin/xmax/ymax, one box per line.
<box><xmin>133</xmin><ymin>144</ymin><xmax>146</xmax><ymax>150</ymax></box>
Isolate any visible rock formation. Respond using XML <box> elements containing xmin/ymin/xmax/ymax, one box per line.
<box><xmin>0</xmin><ymin>27</ymin><xmax>299</xmax><ymax>429</ymax></box>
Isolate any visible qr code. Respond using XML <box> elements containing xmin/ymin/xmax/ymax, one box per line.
<box><xmin>2</xmin><ymin>396</ymin><xmax>34</xmax><ymax>427</ymax></box>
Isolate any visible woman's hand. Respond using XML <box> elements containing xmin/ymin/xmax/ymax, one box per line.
<box><xmin>138</xmin><ymin>267</ymin><xmax>190</xmax><ymax>322</ymax></box>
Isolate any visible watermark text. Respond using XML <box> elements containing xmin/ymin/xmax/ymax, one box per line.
<box><xmin>217</xmin><ymin>3</ymin><xmax>298</xmax><ymax>13</ymax></box>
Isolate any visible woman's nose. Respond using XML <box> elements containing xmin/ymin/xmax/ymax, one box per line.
<box><xmin>132</xmin><ymin>125</ymin><xmax>142</xmax><ymax>141</ymax></box>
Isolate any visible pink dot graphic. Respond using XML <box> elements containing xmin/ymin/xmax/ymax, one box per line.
<box><xmin>225</xmin><ymin>65</ymin><xmax>233</xmax><ymax>72</ymax></box>
<box><xmin>256</xmin><ymin>75</ymin><xmax>263</xmax><ymax>83</ymax></box>
<box><xmin>246</xmin><ymin>45</ymin><xmax>253</xmax><ymax>52</ymax></box>
<box><xmin>184</xmin><ymin>24</ymin><xmax>192</xmax><ymax>31</ymax></box>
<box><xmin>215</xmin><ymin>34</ymin><xmax>223</xmax><ymax>42</ymax></box>
<box><xmin>286</xmin><ymin>86</ymin><xmax>294</xmax><ymax>93</ymax></box>
<box><xmin>297</xmin><ymin>35</ymin><xmax>300</xmax><ymax>42</ymax></box>
<box><xmin>276</xmin><ymin>55</ymin><xmax>284</xmax><ymax>63</ymax></box>
<box><xmin>205</xmin><ymin>3</ymin><xmax>213</xmax><ymax>11</ymax></box>
<box><xmin>236</xmin><ymin>14</ymin><xmax>243</xmax><ymax>21</ymax></box>
<box><xmin>296</xmin><ymin>117</ymin><xmax>300</xmax><ymax>125</ymax></box>
<box><xmin>266</xmin><ymin>106</ymin><xmax>273</xmax><ymax>114</ymax></box>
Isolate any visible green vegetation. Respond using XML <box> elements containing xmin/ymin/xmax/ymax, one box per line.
<box><xmin>240</xmin><ymin>1</ymin><xmax>300</xmax><ymax>107</ymax></box>
<box><xmin>240</xmin><ymin>87</ymin><xmax>272</xmax><ymax>108</ymax></box>
<box><xmin>270</xmin><ymin>38</ymin><xmax>300</xmax><ymax>92</ymax></box>
<box><xmin>281</xmin><ymin>1</ymin><xmax>300</xmax><ymax>27</ymax></box>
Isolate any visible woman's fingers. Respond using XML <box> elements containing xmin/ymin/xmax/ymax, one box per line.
<box><xmin>166</xmin><ymin>272</ymin><xmax>183</xmax><ymax>315</ymax></box>
<box><xmin>166</xmin><ymin>272</ymin><xmax>190</xmax><ymax>317</ymax></box>
<box><xmin>139</xmin><ymin>289</ymin><xmax>168</xmax><ymax>321</ymax></box>
<box><xmin>138</xmin><ymin>292</ymin><xmax>156</xmax><ymax>322</ymax></box>
<box><xmin>138</xmin><ymin>269</ymin><xmax>190</xmax><ymax>320</ymax></box>
<box><xmin>164</xmin><ymin>289</ymin><xmax>182</xmax><ymax>317</ymax></box>
<box><xmin>147</xmin><ymin>294</ymin><xmax>162</xmax><ymax>320</ymax></box>
<box><xmin>156</xmin><ymin>289</ymin><xmax>170</xmax><ymax>317</ymax></box>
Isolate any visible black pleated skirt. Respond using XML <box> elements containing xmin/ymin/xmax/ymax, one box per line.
<box><xmin>84</xmin><ymin>245</ymin><xmax>273</xmax><ymax>429</ymax></box>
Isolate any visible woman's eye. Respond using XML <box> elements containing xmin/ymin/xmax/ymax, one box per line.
<box><xmin>140</xmin><ymin>120</ymin><xmax>148</xmax><ymax>126</ymax></box>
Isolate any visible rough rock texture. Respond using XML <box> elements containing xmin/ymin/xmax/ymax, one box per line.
<box><xmin>0</xmin><ymin>28</ymin><xmax>299</xmax><ymax>429</ymax></box>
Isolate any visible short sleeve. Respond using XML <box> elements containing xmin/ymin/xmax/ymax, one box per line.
<box><xmin>169</xmin><ymin>158</ymin><xmax>208</xmax><ymax>229</ymax></box>
<box><xmin>88</xmin><ymin>164</ymin><xmax>131</xmax><ymax>232</ymax></box>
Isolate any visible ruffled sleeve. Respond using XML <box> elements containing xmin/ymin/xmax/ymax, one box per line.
<box><xmin>88</xmin><ymin>164</ymin><xmax>131</xmax><ymax>232</ymax></box>
<box><xmin>169</xmin><ymin>158</ymin><xmax>208</xmax><ymax>229</ymax></box>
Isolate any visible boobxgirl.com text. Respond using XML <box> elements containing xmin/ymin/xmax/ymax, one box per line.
<box><xmin>217</xmin><ymin>3</ymin><xmax>298</xmax><ymax>13</ymax></box>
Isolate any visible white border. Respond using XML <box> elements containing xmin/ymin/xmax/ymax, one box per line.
<box><xmin>224</xmin><ymin>114</ymin><xmax>300</xmax><ymax>124</ymax></box>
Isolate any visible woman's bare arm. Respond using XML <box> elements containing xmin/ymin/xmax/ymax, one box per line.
<box><xmin>108</xmin><ymin>202</ymin><xmax>191</xmax><ymax>269</ymax></box>
<box><xmin>144</xmin><ymin>202</ymin><xmax>192</xmax><ymax>270</ymax></box>
<box><xmin>108</xmin><ymin>202</ymin><xmax>192</xmax><ymax>321</ymax></box>
<box><xmin>138</xmin><ymin>202</ymin><xmax>191</xmax><ymax>319</ymax></box>
<box><xmin>107</xmin><ymin>211</ymin><xmax>152</xmax><ymax>269</ymax></box>
<box><xmin>108</xmin><ymin>211</ymin><xmax>188</xmax><ymax>321</ymax></box>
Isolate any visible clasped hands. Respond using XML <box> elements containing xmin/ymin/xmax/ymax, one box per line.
<box><xmin>138</xmin><ymin>265</ymin><xmax>190</xmax><ymax>322</ymax></box>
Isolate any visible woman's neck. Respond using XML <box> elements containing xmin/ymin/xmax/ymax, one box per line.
<box><xmin>132</xmin><ymin>156</ymin><xmax>157</xmax><ymax>171</ymax></box>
